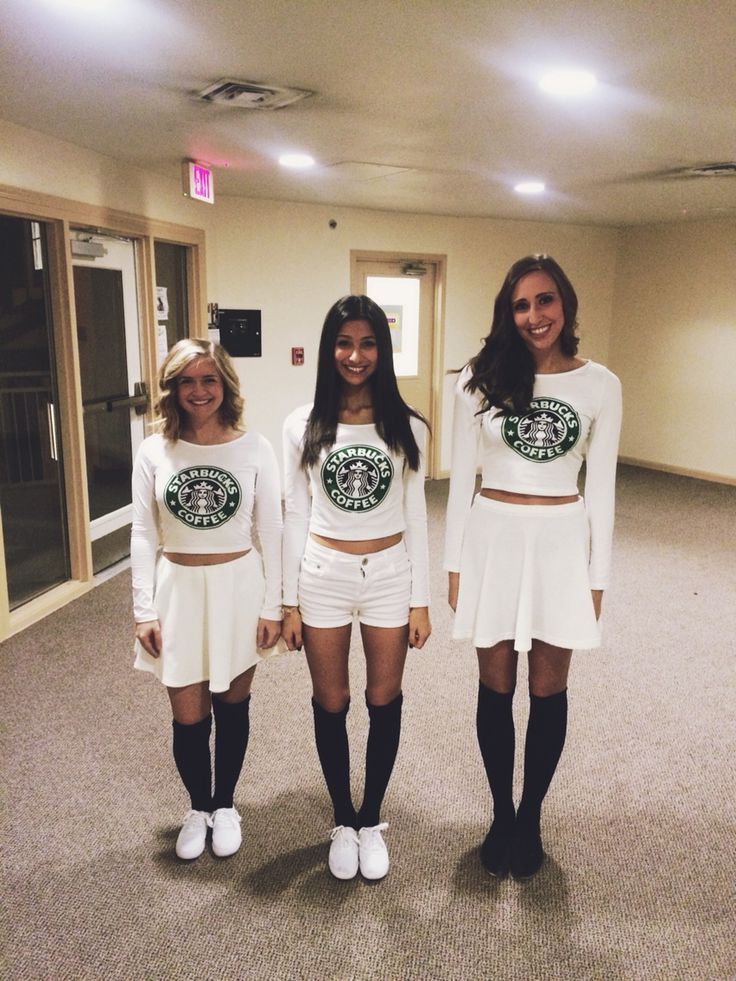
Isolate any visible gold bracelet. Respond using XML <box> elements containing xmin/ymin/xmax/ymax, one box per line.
<box><xmin>282</xmin><ymin>605</ymin><xmax>300</xmax><ymax>615</ymax></box>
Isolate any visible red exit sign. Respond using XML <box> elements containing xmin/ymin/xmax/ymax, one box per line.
<box><xmin>182</xmin><ymin>160</ymin><xmax>214</xmax><ymax>204</ymax></box>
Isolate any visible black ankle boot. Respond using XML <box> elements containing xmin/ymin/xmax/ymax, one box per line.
<box><xmin>480</xmin><ymin>822</ymin><xmax>513</xmax><ymax>879</ymax></box>
<box><xmin>509</xmin><ymin>825</ymin><xmax>545</xmax><ymax>880</ymax></box>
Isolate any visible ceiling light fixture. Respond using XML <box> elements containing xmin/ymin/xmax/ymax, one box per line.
<box><xmin>44</xmin><ymin>0</ymin><xmax>113</xmax><ymax>9</ymax></box>
<box><xmin>278</xmin><ymin>153</ymin><xmax>315</xmax><ymax>169</ymax></box>
<box><xmin>514</xmin><ymin>181</ymin><xmax>546</xmax><ymax>195</ymax></box>
<box><xmin>539</xmin><ymin>69</ymin><xmax>597</xmax><ymax>97</ymax></box>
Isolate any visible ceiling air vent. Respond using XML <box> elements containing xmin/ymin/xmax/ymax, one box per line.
<box><xmin>684</xmin><ymin>163</ymin><xmax>736</xmax><ymax>177</ymax></box>
<box><xmin>196</xmin><ymin>79</ymin><xmax>314</xmax><ymax>110</ymax></box>
<box><xmin>660</xmin><ymin>162</ymin><xmax>736</xmax><ymax>179</ymax></box>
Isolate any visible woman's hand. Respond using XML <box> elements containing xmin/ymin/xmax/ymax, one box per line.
<box><xmin>282</xmin><ymin>608</ymin><xmax>303</xmax><ymax>652</ymax></box>
<box><xmin>408</xmin><ymin>607</ymin><xmax>431</xmax><ymax>650</ymax></box>
<box><xmin>135</xmin><ymin>619</ymin><xmax>162</xmax><ymax>658</ymax></box>
<box><xmin>448</xmin><ymin>572</ymin><xmax>459</xmax><ymax>612</ymax></box>
<box><xmin>591</xmin><ymin>590</ymin><xmax>603</xmax><ymax>620</ymax></box>
<box><xmin>257</xmin><ymin>618</ymin><xmax>282</xmax><ymax>649</ymax></box>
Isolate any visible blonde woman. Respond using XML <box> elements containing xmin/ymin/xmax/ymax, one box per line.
<box><xmin>131</xmin><ymin>339</ymin><xmax>282</xmax><ymax>860</ymax></box>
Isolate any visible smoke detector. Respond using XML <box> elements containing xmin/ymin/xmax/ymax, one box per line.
<box><xmin>196</xmin><ymin>79</ymin><xmax>314</xmax><ymax>110</ymax></box>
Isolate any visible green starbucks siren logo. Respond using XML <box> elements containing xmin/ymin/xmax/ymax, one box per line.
<box><xmin>321</xmin><ymin>444</ymin><xmax>394</xmax><ymax>513</ymax></box>
<box><xmin>164</xmin><ymin>466</ymin><xmax>241</xmax><ymax>528</ymax></box>
<box><xmin>502</xmin><ymin>397</ymin><xmax>580</xmax><ymax>462</ymax></box>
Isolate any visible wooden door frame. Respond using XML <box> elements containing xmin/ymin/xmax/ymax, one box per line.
<box><xmin>0</xmin><ymin>183</ymin><xmax>206</xmax><ymax>640</ymax></box>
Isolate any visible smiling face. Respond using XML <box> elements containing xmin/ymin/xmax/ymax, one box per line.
<box><xmin>511</xmin><ymin>270</ymin><xmax>566</xmax><ymax>358</ymax></box>
<box><xmin>175</xmin><ymin>356</ymin><xmax>224</xmax><ymax>424</ymax></box>
<box><xmin>334</xmin><ymin>319</ymin><xmax>378</xmax><ymax>388</ymax></box>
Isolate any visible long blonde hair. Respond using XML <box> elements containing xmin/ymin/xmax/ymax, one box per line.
<box><xmin>155</xmin><ymin>339</ymin><xmax>244</xmax><ymax>440</ymax></box>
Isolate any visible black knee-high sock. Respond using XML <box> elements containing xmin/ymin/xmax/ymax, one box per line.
<box><xmin>356</xmin><ymin>692</ymin><xmax>403</xmax><ymax>829</ymax></box>
<box><xmin>476</xmin><ymin>682</ymin><xmax>516</xmax><ymax>832</ymax></box>
<box><xmin>172</xmin><ymin>715</ymin><xmax>212</xmax><ymax>812</ymax></box>
<box><xmin>516</xmin><ymin>689</ymin><xmax>568</xmax><ymax>834</ymax></box>
<box><xmin>312</xmin><ymin>698</ymin><xmax>356</xmax><ymax>828</ymax></box>
<box><xmin>212</xmin><ymin>694</ymin><xmax>250</xmax><ymax>810</ymax></box>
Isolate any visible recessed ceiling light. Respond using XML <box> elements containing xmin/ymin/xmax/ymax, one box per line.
<box><xmin>514</xmin><ymin>181</ymin><xmax>546</xmax><ymax>195</ymax></box>
<box><xmin>44</xmin><ymin>0</ymin><xmax>113</xmax><ymax>8</ymax></box>
<box><xmin>539</xmin><ymin>70</ymin><xmax>597</xmax><ymax>97</ymax></box>
<box><xmin>279</xmin><ymin>153</ymin><xmax>315</xmax><ymax>169</ymax></box>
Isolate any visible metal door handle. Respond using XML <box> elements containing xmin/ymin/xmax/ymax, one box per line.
<box><xmin>46</xmin><ymin>402</ymin><xmax>58</xmax><ymax>461</ymax></box>
<box><xmin>83</xmin><ymin>382</ymin><xmax>149</xmax><ymax>415</ymax></box>
<box><xmin>107</xmin><ymin>393</ymin><xmax>148</xmax><ymax>412</ymax></box>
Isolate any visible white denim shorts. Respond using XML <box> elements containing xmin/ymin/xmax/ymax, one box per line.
<box><xmin>453</xmin><ymin>495</ymin><xmax>600</xmax><ymax>653</ymax></box>
<box><xmin>298</xmin><ymin>538</ymin><xmax>412</xmax><ymax>628</ymax></box>
<box><xmin>133</xmin><ymin>549</ymin><xmax>272</xmax><ymax>693</ymax></box>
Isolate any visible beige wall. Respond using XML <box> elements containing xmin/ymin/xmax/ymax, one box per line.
<box><xmin>0</xmin><ymin>118</ymin><xmax>217</xmax><ymax>233</ymax></box>
<box><xmin>2</xmin><ymin>118</ymin><xmax>733</xmax><ymax>481</ymax></box>
<box><xmin>610</xmin><ymin>219</ymin><xmax>736</xmax><ymax>481</ymax></box>
<box><xmin>209</xmin><ymin>198</ymin><xmax>619</xmax><ymax>473</ymax></box>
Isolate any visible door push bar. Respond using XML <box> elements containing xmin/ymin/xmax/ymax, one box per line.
<box><xmin>83</xmin><ymin>381</ymin><xmax>149</xmax><ymax>416</ymax></box>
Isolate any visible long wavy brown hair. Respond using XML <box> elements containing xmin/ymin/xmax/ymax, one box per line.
<box><xmin>466</xmin><ymin>254</ymin><xmax>580</xmax><ymax>414</ymax></box>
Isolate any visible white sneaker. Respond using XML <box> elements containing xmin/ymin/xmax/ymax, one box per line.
<box><xmin>175</xmin><ymin>809</ymin><xmax>211</xmax><ymax>860</ymax></box>
<box><xmin>358</xmin><ymin>823</ymin><xmax>389</xmax><ymax>880</ymax></box>
<box><xmin>211</xmin><ymin>807</ymin><xmax>242</xmax><ymax>857</ymax></box>
<box><xmin>328</xmin><ymin>825</ymin><xmax>360</xmax><ymax>879</ymax></box>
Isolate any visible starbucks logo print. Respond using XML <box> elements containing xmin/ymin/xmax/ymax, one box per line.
<box><xmin>164</xmin><ymin>466</ymin><xmax>241</xmax><ymax>528</ymax></box>
<box><xmin>502</xmin><ymin>397</ymin><xmax>580</xmax><ymax>462</ymax></box>
<box><xmin>321</xmin><ymin>444</ymin><xmax>394</xmax><ymax>513</ymax></box>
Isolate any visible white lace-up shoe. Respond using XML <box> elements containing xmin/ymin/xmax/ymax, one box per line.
<box><xmin>328</xmin><ymin>825</ymin><xmax>360</xmax><ymax>879</ymax></box>
<box><xmin>358</xmin><ymin>823</ymin><xmax>390</xmax><ymax>880</ymax></box>
<box><xmin>175</xmin><ymin>809</ymin><xmax>212</xmax><ymax>860</ymax></box>
<box><xmin>211</xmin><ymin>807</ymin><xmax>242</xmax><ymax>857</ymax></box>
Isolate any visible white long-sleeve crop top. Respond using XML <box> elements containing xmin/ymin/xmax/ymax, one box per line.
<box><xmin>444</xmin><ymin>360</ymin><xmax>622</xmax><ymax>589</ymax></box>
<box><xmin>282</xmin><ymin>404</ymin><xmax>430</xmax><ymax>608</ymax></box>
<box><xmin>131</xmin><ymin>431</ymin><xmax>282</xmax><ymax>622</ymax></box>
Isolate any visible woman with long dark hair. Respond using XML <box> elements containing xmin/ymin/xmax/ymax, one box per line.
<box><xmin>131</xmin><ymin>339</ymin><xmax>282</xmax><ymax>861</ymax></box>
<box><xmin>445</xmin><ymin>255</ymin><xmax>622</xmax><ymax>879</ymax></box>
<box><xmin>282</xmin><ymin>295</ymin><xmax>431</xmax><ymax>880</ymax></box>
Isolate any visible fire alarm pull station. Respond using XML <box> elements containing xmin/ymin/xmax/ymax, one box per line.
<box><xmin>291</xmin><ymin>347</ymin><xmax>304</xmax><ymax>366</ymax></box>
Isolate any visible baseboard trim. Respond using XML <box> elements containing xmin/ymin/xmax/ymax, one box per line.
<box><xmin>619</xmin><ymin>457</ymin><xmax>735</xmax><ymax>487</ymax></box>
<box><xmin>4</xmin><ymin>579</ymin><xmax>93</xmax><ymax>642</ymax></box>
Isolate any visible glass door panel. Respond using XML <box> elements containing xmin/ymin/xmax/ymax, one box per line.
<box><xmin>354</xmin><ymin>257</ymin><xmax>438</xmax><ymax>474</ymax></box>
<box><xmin>365</xmin><ymin>276</ymin><xmax>420</xmax><ymax>377</ymax></box>
<box><xmin>0</xmin><ymin>216</ymin><xmax>70</xmax><ymax>608</ymax></box>
<box><xmin>72</xmin><ymin>235</ymin><xmax>145</xmax><ymax>573</ymax></box>
<box><xmin>74</xmin><ymin>266</ymin><xmax>134</xmax><ymax>521</ymax></box>
<box><xmin>154</xmin><ymin>241</ymin><xmax>189</xmax><ymax>358</ymax></box>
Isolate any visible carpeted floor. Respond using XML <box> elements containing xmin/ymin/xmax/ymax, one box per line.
<box><xmin>1</xmin><ymin>465</ymin><xmax>734</xmax><ymax>980</ymax></box>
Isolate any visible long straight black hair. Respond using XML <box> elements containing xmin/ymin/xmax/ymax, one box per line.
<box><xmin>466</xmin><ymin>254</ymin><xmax>580</xmax><ymax>414</ymax></box>
<box><xmin>301</xmin><ymin>295</ymin><xmax>427</xmax><ymax>470</ymax></box>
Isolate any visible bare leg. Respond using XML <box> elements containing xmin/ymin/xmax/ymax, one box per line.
<box><xmin>304</xmin><ymin>623</ymin><xmax>352</xmax><ymax>711</ymax></box>
<box><xmin>168</xmin><ymin>680</ymin><xmax>211</xmax><ymax>724</ymax></box>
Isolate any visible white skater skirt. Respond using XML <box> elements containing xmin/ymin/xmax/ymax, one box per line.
<box><xmin>453</xmin><ymin>495</ymin><xmax>601</xmax><ymax>653</ymax></box>
<box><xmin>134</xmin><ymin>550</ymin><xmax>272</xmax><ymax>692</ymax></box>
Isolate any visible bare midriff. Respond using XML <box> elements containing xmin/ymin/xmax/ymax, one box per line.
<box><xmin>163</xmin><ymin>549</ymin><xmax>250</xmax><ymax>566</ymax></box>
<box><xmin>310</xmin><ymin>531</ymin><xmax>403</xmax><ymax>554</ymax></box>
<box><xmin>480</xmin><ymin>488</ymin><xmax>579</xmax><ymax>506</ymax></box>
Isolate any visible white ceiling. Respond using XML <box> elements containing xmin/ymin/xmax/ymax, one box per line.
<box><xmin>2</xmin><ymin>0</ymin><xmax>735</xmax><ymax>226</ymax></box>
